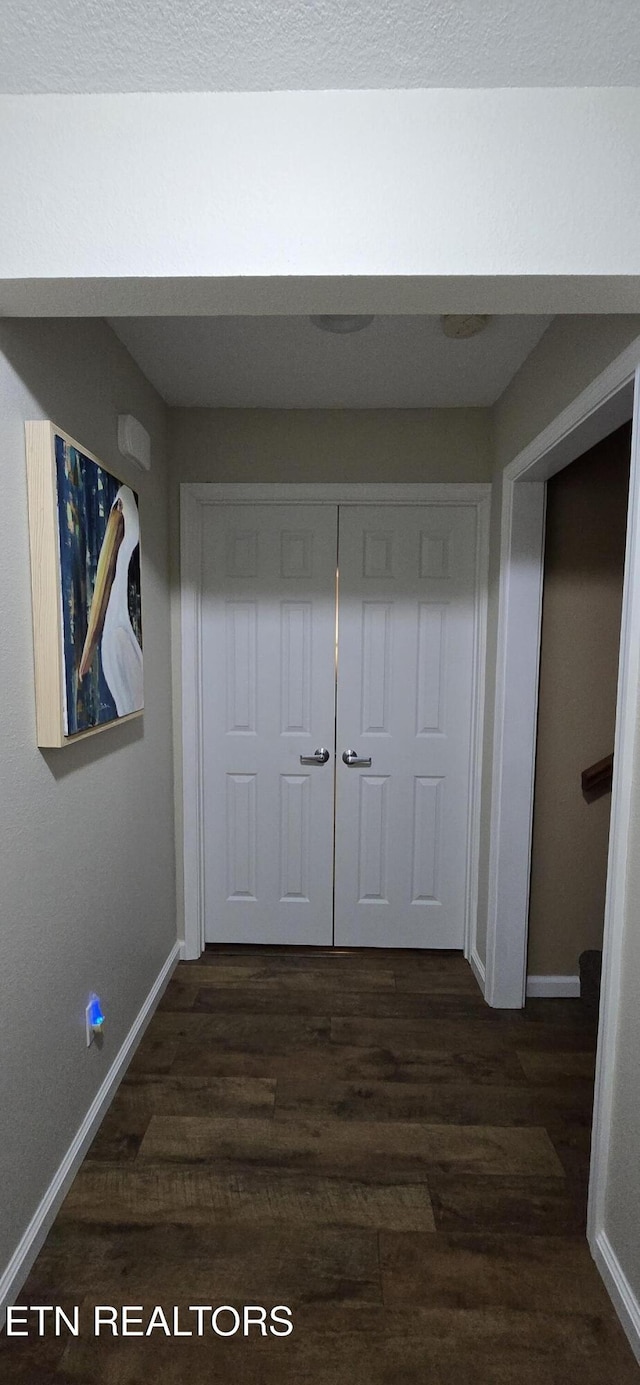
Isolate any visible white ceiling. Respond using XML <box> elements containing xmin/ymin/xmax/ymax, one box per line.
<box><xmin>2</xmin><ymin>0</ymin><xmax>639</xmax><ymax>92</ymax></box>
<box><xmin>109</xmin><ymin>315</ymin><xmax>551</xmax><ymax>409</ymax></box>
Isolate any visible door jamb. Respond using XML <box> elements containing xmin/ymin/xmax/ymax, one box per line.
<box><xmin>180</xmin><ymin>483</ymin><xmax>490</xmax><ymax>965</ymax></box>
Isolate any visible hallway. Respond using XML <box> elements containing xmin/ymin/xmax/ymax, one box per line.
<box><xmin>4</xmin><ymin>948</ymin><xmax>638</xmax><ymax>1383</ymax></box>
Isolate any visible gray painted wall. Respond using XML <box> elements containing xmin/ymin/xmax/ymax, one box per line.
<box><xmin>168</xmin><ymin>407</ymin><xmax>492</xmax><ymax>485</ymax></box>
<box><xmin>0</xmin><ymin>320</ymin><xmax>175</xmax><ymax>1284</ymax></box>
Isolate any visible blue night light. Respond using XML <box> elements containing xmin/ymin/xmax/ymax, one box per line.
<box><xmin>88</xmin><ymin>996</ymin><xmax>105</xmax><ymax>1030</ymax></box>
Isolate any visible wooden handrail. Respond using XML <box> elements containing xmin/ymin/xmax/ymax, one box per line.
<box><xmin>582</xmin><ymin>753</ymin><xmax>613</xmax><ymax>797</ymax></box>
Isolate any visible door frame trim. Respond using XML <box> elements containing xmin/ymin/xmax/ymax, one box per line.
<box><xmin>180</xmin><ymin>482</ymin><xmax>490</xmax><ymax>963</ymax></box>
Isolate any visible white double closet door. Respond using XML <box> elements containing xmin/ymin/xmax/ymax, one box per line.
<box><xmin>201</xmin><ymin>502</ymin><xmax>478</xmax><ymax>949</ymax></box>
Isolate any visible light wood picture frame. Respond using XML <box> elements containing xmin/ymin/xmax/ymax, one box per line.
<box><xmin>25</xmin><ymin>421</ymin><xmax>144</xmax><ymax>747</ymax></box>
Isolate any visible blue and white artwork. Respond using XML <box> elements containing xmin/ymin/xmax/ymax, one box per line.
<box><xmin>54</xmin><ymin>434</ymin><xmax>143</xmax><ymax>735</ymax></box>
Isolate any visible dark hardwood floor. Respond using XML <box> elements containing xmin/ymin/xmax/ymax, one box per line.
<box><xmin>3</xmin><ymin>947</ymin><xmax>639</xmax><ymax>1383</ymax></box>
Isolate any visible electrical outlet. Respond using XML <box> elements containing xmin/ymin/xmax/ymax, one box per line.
<box><xmin>85</xmin><ymin>994</ymin><xmax>105</xmax><ymax>1047</ymax></box>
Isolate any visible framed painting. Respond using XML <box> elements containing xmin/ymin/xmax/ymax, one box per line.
<box><xmin>25</xmin><ymin>422</ymin><xmax>144</xmax><ymax>747</ymax></box>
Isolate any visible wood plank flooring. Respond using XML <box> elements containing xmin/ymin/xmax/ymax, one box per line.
<box><xmin>2</xmin><ymin>946</ymin><xmax>639</xmax><ymax>1383</ymax></box>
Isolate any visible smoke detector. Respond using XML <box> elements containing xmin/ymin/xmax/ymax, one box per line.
<box><xmin>310</xmin><ymin>315</ymin><xmax>375</xmax><ymax>335</ymax></box>
<box><xmin>441</xmin><ymin>315</ymin><xmax>492</xmax><ymax>340</ymax></box>
<box><xmin>118</xmin><ymin>413</ymin><xmax>151</xmax><ymax>471</ymax></box>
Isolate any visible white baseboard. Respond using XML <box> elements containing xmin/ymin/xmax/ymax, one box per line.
<box><xmin>0</xmin><ymin>940</ymin><xmax>180</xmax><ymax>1321</ymax></box>
<box><xmin>526</xmin><ymin>973</ymin><xmax>580</xmax><ymax>998</ymax></box>
<box><xmin>593</xmin><ymin>1229</ymin><xmax>640</xmax><ymax>1365</ymax></box>
<box><xmin>469</xmin><ymin>946</ymin><xmax>486</xmax><ymax>995</ymax></box>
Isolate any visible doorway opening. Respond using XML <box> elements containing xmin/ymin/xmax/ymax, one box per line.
<box><xmin>485</xmin><ymin>352</ymin><xmax>640</xmax><ymax>1316</ymax></box>
<box><xmin>527</xmin><ymin>422</ymin><xmax>631</xmax><ymax>999</ymax></box>
<box><xmin>181</xmin><ymin>483</ymin><xmax>489</xmax><ymax>961</ymax></box>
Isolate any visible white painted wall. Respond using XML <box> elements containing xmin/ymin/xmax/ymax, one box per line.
<box><xmin>0</xmin><ymin>90</ymin><xmax>639</xmax><ymax>304</ymax></box>
<box><xmin>0</xmin><ymin>320</ymin><xmax>175</xmax><ymax>1291</ymax></box>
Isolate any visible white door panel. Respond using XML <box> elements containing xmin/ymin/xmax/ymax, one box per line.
<box><xmin>201</xmin><ymin>504</ymin><xmax>337</xmax><ymax>944</ymax></box>
<box><xmin>334</xmin><ymin>505</ymin><xmax>477</xmax><ymax>948</ymax></box>
<box><xmin>200</xmin><ymin>500</ymin><xmax>479</xmax><ymax>951</ymax></box>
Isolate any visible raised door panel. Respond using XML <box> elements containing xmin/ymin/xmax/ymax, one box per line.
<box><xmin>358</xmin><ymin>776</ymin><xmax>389</xmax><ymax>902</ymax></box>
<box><xmin>361</xmin><ymin>603</ymin><xmax>393</xmax><ymax>735</ymax></box>
<box><xmin>416</xmin><ymin>603</ymin><xmax>447</xmax><ymax>736</ymax></box>
<box><xmin>411</xmin><ymin>776</ymin><xmax>443</xmax><ymax>903</ymax></box>
<box><xmin>225</xmin><ymin>602</ymin><xmax>258</xmax><ymax>734</ymax></box>
<box><xmin>225</xmin><ymin>774</ymin><xmax>257</xmax><ymax>900</ymax></box>
<box><xmin>280</xmin><ymin>602</ymin><xmax>312</xmax><ymax>735</ymax></box>
<box><xmin>279</xmin><ymin>774</ymin><xmax>310</xmax><ymax>902</ymax></box>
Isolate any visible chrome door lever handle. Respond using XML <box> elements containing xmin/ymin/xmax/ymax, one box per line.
<box><xmin>299</xmin><ymin>747</ymin><xmax>331</xmax><ymax>765</ymax></box>
<box><xmin>342</xmin><ymin>748</ymin><xmax>372</xmax><ymax>767</ymax></box>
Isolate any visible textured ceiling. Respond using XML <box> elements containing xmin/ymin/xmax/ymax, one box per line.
<box><xmin>2</xmin><ymin>1</ymin><xmax>640</xmax><ymax>92</ymax></box>
<box><xmin>108</xmin><ymin>315</ymin><xmax>552</xmax><ymax>408</ymax></box>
